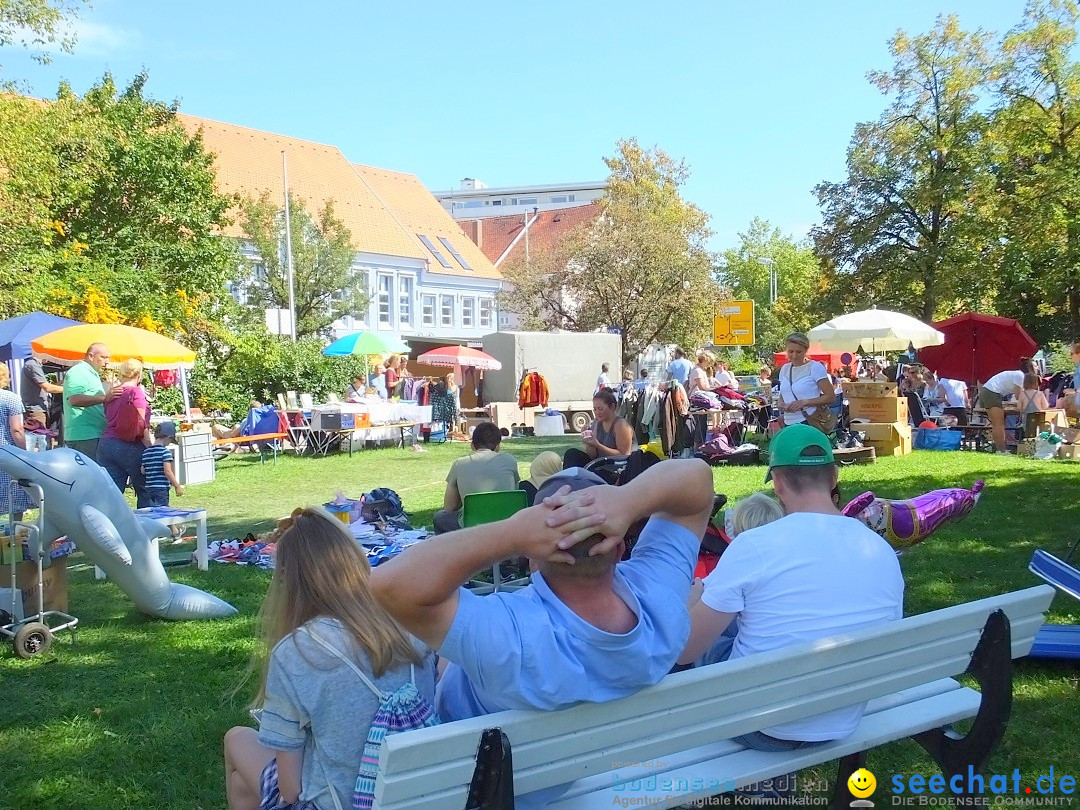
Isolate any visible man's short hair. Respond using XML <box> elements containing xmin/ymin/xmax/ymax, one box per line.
<box><xmin>770</xmin><ymin>448</ymin><xmax>837</xmax><ymax>494</ymax></box>
<box><xmin>471</xmin><ymin>422</ymin><xmax>501</xmax><ymax>451</ymax></box>
<box><xmin>533</xmin><ymin>469</ymin><xmax>617</xmax><ymax>581</ymax></box>
<box><xmin>602</xmin><ymin>362</ymin><xmax>610</xmax><ymax>372</ymax></box>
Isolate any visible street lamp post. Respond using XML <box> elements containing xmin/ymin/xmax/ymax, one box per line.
<box><xmin>758</xmin><ymin>257</ymin><xmax>777</xmax><ymax>305</ymax></box>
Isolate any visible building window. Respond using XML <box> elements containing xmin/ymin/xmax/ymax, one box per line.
<box><xmin>492</xmin><ymin>200</ymin><xmax>502</xmax><ymax>206</ymax></box>
<box><xmin>550</xmin><ymin>196</ymin><xmax>567</xmax><ymax>204</ymax></box>
<box><xmin>440</xmin><ymin>295</ymin><xmax>454</xmax><ymax>327</ymax></box>
<box><xmin>377</xmin><ymin>274</ymin><xmax>393</xmax><ymax>326</ymax></box>
<box><xmin>398</xmin><ymin>276</ymin><xmax>413</xmax><ymax>326</ymax></box>
<box><xmin>567</xmin><ymin>194</ymin><xmax>575</xmax><ymax>202</ymax></box>
<box><xmin>418</xmin><ymin>234</ymin><xmax>453</xmax><ymax>268</ymax></box>
<box><xmin>438</xmin><ymin>236</ymin><xmax>472</xmax><ymax>271</ymax></box>
<box><xmin>518</xmin><ymin>197</ymin><xmax>537</xmax><ymax>205</ymax></box>
<box><xmin>462</xmin><ymin>297</ymin><xmax>475</xmax><ymax>328</ymax></box>
<box><xmin>479</xmin><ymin>298</ymin><xmax>493</xmax><ymax>329</ymax></box>
<box><xmin>421</xmin><ymin>294</ymin><xmax>436</xmax><ymax>327</ymax></box>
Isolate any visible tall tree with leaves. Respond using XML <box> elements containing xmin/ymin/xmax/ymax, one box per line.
<box><xmin>991</xmin><ymin>0</ymin><xmax>1080</xmax><ymax>341</ymax></box>
<box><xmin>813</xmin><ymin>15</ymin><xmax>996</xmax><ymax>322</ymax></box>
<box><xmin>499</xmin><ymin>138</ymin><xmax>720</xmax><ymax>365</ymax></box>
<box><xmin>240</xmin><ymin>191</ymin><xmax>366</xmax><ymax>338</ymax></box>
<box><xmin>1</xmin><ymin>0</ymin><xmax>86</xmax><ymax>79</ymax></box>
<box><xmin>716</xmin><ymin>218</ymin><xmax>827</xmax><ymax>357</ymax></box>
<box><xmin>0</xmin><ymin>74</ymin><xmax>241</xmax><ymax>333</ymax></box>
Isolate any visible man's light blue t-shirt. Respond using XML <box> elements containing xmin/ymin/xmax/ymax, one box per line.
<box><xmin>667</xmin><ymin>358</ymin><xmax>693</xmax><ymax>385</ymax></box>
<box><xmin>436</xmin><ymin>517</ymin><xmax>699</xmax><ymax>721</ymax></box>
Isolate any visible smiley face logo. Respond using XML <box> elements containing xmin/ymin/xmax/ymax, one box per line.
<box><xmin>848</xmin><ymin>768</ymin><xmax>876</xmax><ymax>798</ymax></box>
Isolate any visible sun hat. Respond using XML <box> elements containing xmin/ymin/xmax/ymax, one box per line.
<box><xmin>528</xmin><ymin>451</ymin><xmax>563</xmax><ymax>489</ymax></box>
<box><xmin>764</xmin><ymin>423</ymin><xmax>834</xmax><ymax>483</ymax></box>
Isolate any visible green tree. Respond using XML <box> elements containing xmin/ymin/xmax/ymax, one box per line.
<box><xmin>813</xmin><ymin>15</ymin><xmax>996</xmax><ymax>322</ymax></box>
<box><xmin>499</xmin><ymin>138</ymin><xmax>720</xmax><ymax>365</ymax></box>
<box><xmin>1</xmin><ymin>0</ymin><xmax>86</xmax><ymax>74</ymax></box>
<box><xmin>991</xmin><ymin>0</ymin><xmax>1080</xmax><ymax>341</ymax></box>
<box><xmin>239</xmin><ymin>191</ymin><xmax>366</xmax><ymax>339</ymax></box>
<box><xmin>716</xmin><ymin>218</ymin><xmax>827</xmax><ymax>357</ymax></box>
<box><xmin>0</xmin><ymin>74</ymin><xmax>241</xmax><ymax>334</ymax></box>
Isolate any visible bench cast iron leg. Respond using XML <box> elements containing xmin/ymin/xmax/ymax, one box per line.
<box><xmin>466</xmin><ymin>727</ymin><xmax>514</xmax><ymax>809</ymax></box>
<box><xmin>830</xmin><ymin>751</ymin><xmax>866</xmax><ymax>810</ymax></box>
<box><xmin>912</xmin><ymin>609</ymin><xmax>1011</xmax><ymax>808</ymax></box>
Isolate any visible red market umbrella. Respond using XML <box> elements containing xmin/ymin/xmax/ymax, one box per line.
<box><xmin>917</xmin><ymin>313</ymin><xmax>1038</xmax><ymax>385</ymax></box>
<box><xmin>416</xmin><ymin>345</ymin><xmax>502</xmax><ymax>371</ymax></box>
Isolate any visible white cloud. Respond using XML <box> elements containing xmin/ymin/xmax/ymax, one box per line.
<box><xmin>67</xmin><ymin>19</ymin><xmax>141</xmax><ymax>57</ymax></box>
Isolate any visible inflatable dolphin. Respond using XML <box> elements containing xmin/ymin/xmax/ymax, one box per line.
<box><xmin>0</xmin><ymin>445</ymin><xmax>236</xmax><ymax>620</ymax></box>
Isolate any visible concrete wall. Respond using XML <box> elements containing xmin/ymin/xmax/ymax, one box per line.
<box><xmin>481</xmin><ymin>331</ymin><xmax>621</xmax><ymax>403</ymax></box>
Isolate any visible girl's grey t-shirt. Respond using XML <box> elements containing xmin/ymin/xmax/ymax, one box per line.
<box><xmin>258</xmin><ymin>617</ymin><xmax>436</xmax><ymax>810</ymax></box>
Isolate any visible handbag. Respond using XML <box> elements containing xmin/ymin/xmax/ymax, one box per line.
<box><xmin>785</xmin><ymin>364</ymin><xmax>838</xmax><ymax>435</ymax></box>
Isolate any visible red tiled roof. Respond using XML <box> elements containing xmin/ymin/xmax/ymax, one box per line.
<box><xmin>456</xmin><ymin>203</ymin><xmax>601</xmax><ymax>266</ymax></box>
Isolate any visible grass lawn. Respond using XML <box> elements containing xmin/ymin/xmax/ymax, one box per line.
<box><xmin>1</xmin><ymin>439</ymin><xmax>1078</xmax><ymax>809</ymax></box>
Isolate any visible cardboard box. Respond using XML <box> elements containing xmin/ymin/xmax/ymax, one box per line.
<box><xmin>849</xmin><ymin>396</ymin><xmax>909</xmax><ymax>423</ymax></box>
<box><xmin>1025</xmin><ymin>409</ymin><xmax>1070</xmax><ymax>438</ymax></box>
<box><xmin>1058</xmin><ymin>443</ymin><xmax>1080</xmax><ymax>460</ymax></box>
<box><xmin>2</xmin><ymin>557</ymin><xmax>69</xmax><ymax>619</ymax></box>
<box><xmin>859</xmin><ymin>422</ymin><xmax>913</xmax><ymax>456</ymax></box>
<box><xmin>843</xmin><ymin>381</ymin><xmax>898</xmax><ymax>398</ymax></box>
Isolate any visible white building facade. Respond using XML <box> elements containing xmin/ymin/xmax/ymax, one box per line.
<box><xmin>434</xmin><ymin>179</ymin><xmax>606</xmax><ymax>221</ymax></box>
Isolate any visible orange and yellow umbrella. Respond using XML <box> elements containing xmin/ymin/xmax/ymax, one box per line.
<box><xmin>32</xmin><ymin>323</ymin><xmax>196</xmax><ymax>370</ymax></box>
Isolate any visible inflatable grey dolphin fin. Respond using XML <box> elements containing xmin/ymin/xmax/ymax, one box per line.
<box><xmin>0</xmin><ymin>445</ymin><xmax>236</xmax><ymax>620</ymax></box>
<box><xmin>138</xmin><ymin>515</ymin><xmax>172</xmax><ymax>540</ymax></box>
<box><xmin>79</xmin><ymin>504</ymin><xmax>133</xmax><ymax>565</ymax></box>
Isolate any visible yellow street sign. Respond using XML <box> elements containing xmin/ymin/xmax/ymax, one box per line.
<box><xmin>713</xmin><ymin>300</ymin><xmax>755</xmax><ymax>346</ymax></box>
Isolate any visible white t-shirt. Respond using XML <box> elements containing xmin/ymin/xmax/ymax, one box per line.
<box><xmin>596</xmin><ymin>373</ymin><xmax>611</xmax><ymax>392</ymax></box>
<box><xmin>687</xmin><ymin>365</ymin><xmax>708</xmax><ymax>394</ymax></box>
<box><xmin>983</xmin><ymin>370</ymin><xmax>1024</xmax><ymax>396</ymax></box>
<box><xmin>778</xmin><ymin>360</ymin><xmax>829</xmax><ymax>425</ymax></box>
<box><xmin>701</xmin><ymin>512</ymin><xmax>904</xmax><ymax>741</ymax></box>
<box><xmin>941</xmin><ymin>378</ymin><xmax>968</xmax><ymax>408</ymax></box>
<box><xmin>716</xmin><ymin>369</ymin><xmax>738</xmax><ymax>389</ymax></box>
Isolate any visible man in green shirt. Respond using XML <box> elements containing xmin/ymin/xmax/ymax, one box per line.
<box><xmin>433</xmin><ymin>422</ymin><xmax>520</xmax><ymax>533</ymax></box>
<box><xmin>63</xmin><ymin>343</ymin><xmax>119</xmax><ymax>459</ymax></box>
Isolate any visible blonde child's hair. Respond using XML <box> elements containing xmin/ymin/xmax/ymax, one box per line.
<box><xmin>246</xmin><ymin>506</ymin><xmax>421</xmax><ymax>706</ymax></box>
<box><xmin>731</xmin><ymin>492</ymin><xmax>784</xmax><ymax>537</ymax></box>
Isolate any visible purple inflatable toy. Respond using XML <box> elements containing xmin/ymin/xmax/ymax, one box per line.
<box><xmin>842</xmin><ymin>480</ymin><xmax>984</xmax><ymax>550</ymax></box>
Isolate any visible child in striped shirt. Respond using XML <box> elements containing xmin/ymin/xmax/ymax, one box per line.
<box><xmin>140</xmin><ymin>420</ymin><xmax>184</xmax><ymax>510</ymax></box>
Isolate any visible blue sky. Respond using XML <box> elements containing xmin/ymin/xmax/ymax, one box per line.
<box><xmin>3</xmin><ymin>0</ymin><xmax>1028</xmax><ymax>249</ymax></box>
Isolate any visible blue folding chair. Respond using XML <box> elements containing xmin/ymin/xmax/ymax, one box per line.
<box><xmin>1027</xmin><ymin>547</ymin><xmax>1080</xmax><ymax>660</ymax></box>
<box><xmin>462</xmin><ymin>490</ymin><xmax>530</xmax><ymax>594</ymax></box>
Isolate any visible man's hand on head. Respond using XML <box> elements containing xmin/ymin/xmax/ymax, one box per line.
<box><xmin>542</xmin><ymin>485</ymin><xmax>632</xmax><ymax>560</ymax></box>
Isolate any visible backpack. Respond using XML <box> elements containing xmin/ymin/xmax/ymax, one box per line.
<box><xmin>298</xmin><ymin>627</ymin><xmax>439</xmax><ymax>810</ymax></box>
<box><xmin>360</xmin><ymin>488</ymin><xmax>408</xmax><ymax>528</ymax></box>
<box><xmin>114</xmin><ymin>387</ymin><xmax>147</xmax><ymax>442</ymax></box>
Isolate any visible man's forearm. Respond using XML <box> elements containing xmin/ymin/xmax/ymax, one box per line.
<box><xmin>67</xmin><ymin>394</ymin><xmax>103</xmax><ymax>407</ymax></box>
<box><xmin>373</xmin><ymin>511</ymin><xmax>533</xmax><ymax>610</ymax></box>
<box><xmin>619</xmin><ymin>459</ymin><xmax>713</xmax><ymax>521</ymax></box>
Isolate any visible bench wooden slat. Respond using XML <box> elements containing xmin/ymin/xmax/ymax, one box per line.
<box><xmin>373</xmin><ymin>586</ymin><xmax>1053</xmax><ymax>809</ymax></box>
<box><xmin>548</xmin><ymin>685</ymin><xmax>983</xmax><ymax>809</ymax></box>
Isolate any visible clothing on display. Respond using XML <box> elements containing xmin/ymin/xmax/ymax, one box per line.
<box><xmin>517</xmin><ymin>371</ymin><xmax>550</xmax><ymax>409</ymax></box>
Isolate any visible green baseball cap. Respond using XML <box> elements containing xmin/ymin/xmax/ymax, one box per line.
<box><xmin>765</xmin><ymin>423</ymin><xmax>835</xmax><ymax>483</ymax></box>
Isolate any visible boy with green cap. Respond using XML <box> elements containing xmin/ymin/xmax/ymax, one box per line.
<box><xmin>678</xmin><ymin>424</ymin><xmax>903</xmax><ymax>752</ymax></box>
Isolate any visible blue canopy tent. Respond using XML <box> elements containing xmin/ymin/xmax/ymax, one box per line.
<box><xmin>0</xmin><ymin>312</ymin><xmax>81</xmax><ymax>396</ymax></box>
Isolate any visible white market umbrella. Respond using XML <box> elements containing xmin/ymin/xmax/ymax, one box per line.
<box><xmin>807</xmin><ymin>308</ymin><xmax>944</xmax><ymax>353</ymax></box>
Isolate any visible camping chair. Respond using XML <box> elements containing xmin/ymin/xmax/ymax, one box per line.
<box><xmin>463</xmin><ymin>490</ymin><xmax>529</xmax><ymax>595</ymax></box>
<box><xmin>1027</xmin><ymin>544</ymin><xmax>1080</xmax><ymax>660</ymax></box>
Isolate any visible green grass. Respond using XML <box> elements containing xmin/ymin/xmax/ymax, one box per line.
<box><xmin>1</xmin><ymin>440</ymin><xmax>1078</xmax><ymax>809</ymax></box>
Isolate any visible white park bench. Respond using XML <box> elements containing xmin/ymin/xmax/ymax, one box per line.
<box><xmin>369</xmin><ymin>585</ymin><xmax>1054</xmax><ymax>809</ymax></box>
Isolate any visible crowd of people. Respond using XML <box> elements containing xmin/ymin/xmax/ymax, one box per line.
<box><xmin>223</xmin><ymin>424</ymin><xmax>906</xmax><ymax>809</ymax></box>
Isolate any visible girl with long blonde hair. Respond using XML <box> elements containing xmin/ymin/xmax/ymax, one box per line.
<box><xmin>223</xmin><ymin>507</ymin><xmax>435</xmax><ymax>810</ymax></box>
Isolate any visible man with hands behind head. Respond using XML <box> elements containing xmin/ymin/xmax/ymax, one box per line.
<box><xmin>371</xmin><ymin>458</ymin><xmax>714</xmax><ymax>721</ymax></box>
